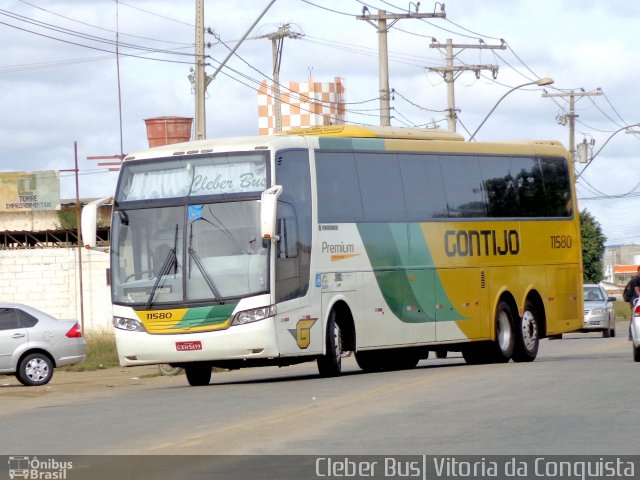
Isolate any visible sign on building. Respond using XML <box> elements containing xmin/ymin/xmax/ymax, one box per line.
<box><xmin>0</xmin><ymin>171</ymin><xmax>61</xmax><ymax>211</ymax></box>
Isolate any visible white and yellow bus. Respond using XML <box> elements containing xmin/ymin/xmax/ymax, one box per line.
<box><xmin>82</xmin><ymin>126</ymin><xmax>583</xmax><ymax>386</ymax></box>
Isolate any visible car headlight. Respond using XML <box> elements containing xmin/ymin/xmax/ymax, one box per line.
<box><xmin>232</xmin><ymin>305</ymin><xmax>276</xmax><ymax>326</ymax></box>
<box><xmin>591</xmin><ymin>308</ymin><xmax>605</xmax><ymax>316</ymax></box>
<box><xmin>113</xmin><ymin>316</ymin><xmax>146</xmax><ymax>332</ymax></box>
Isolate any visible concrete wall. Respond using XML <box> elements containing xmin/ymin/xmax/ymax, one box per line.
<box><xmin>1</xmin><ymin>210</ymin><xmax>61</xmax><ymax>231</ymax></box>
<box><xmin>0</xmin><ymin>248</ymin><xmax>112</xmax><ymax>331</ymax></box>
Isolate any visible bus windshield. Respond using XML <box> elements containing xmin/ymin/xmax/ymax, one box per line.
<box><xmin>111</xmin><ymin>152</ymin><xmax>270</xmax><ymax>307</ymax></box>
<box><xmin>112</xmin><ymin>200</ymin><xmax>267</xmax><ymax>306</ymax></box>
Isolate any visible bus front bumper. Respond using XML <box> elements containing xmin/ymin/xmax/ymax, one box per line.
<box><xmin>115</xmin><ymin>319</ymin><xmax>280</xmax><ymax>366</ymax></box>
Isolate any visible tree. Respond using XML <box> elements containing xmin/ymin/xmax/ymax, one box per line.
<box><xmin>580</xmin><ymin>209</ymin><xmax>607</xmax><ymax>283</ymax></box>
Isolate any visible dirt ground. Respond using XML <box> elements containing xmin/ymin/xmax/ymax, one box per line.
<box><xmin>0</xmin><ymin>365</ymin><xmax>180</xmax><ymax>413</ymax></box>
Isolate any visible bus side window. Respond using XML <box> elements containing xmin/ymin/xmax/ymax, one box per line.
<box><xmin>276</xmin><ymin>202</ymin><xmax>298</xmax><ymax>259</ymax></box>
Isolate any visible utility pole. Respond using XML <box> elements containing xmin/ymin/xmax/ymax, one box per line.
<box><xmin>194</xmin><ymin>0</ymin><xmax>207</xmax><ymax>140</ymax></box>
<box><xmin>60</xmin><ymin>142</ymin><xmax>84</xmax><ymax>331</ymax></box>
<box><xmin>429</xmin><ymin>39</ymin><xmax>506</xmax><ymax>132</ymax></box>
<box><xmin>542</xmin><ymin>88</ymin><xmax>602</xmax><ymax>160</ymax></box>
<box><xmin>192</xmin><ymin>0</ymin><xmax>278</xmax><ymax>139</ymax></box>
<box><xmin>357</xmin><ymin>5</ymin><xmax>446</xmax><ymax>127</ymax></box>
<box><xmin>259</xmin><ymin>24</ymin><xmax>302</xmax><ymax>132</ymax></box>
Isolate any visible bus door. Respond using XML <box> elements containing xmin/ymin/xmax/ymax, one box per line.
<box><xmin>273</xmin><ymin>202</ymin><xmax>322</xmax><ymax>356</ymax></box>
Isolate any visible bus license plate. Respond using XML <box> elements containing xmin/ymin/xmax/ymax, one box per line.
<box><xmin>176</xmin><ymin>341</ymin><xmax>202</xmax><ymax>351</ymax></box>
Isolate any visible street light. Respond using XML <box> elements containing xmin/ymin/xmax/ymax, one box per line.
<box><xmin>468</xmin><ymin>77</ymin><xmax>554</xmax><ymax>141</ymax></box>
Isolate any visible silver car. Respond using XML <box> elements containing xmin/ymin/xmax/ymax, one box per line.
<box><xmin>0</xmin><ymin>303</ymin><xmax>87</xmax><ymax>386</ymax></box>
<box><xmin>582</xmin><ymin>284</ymin><xmax>616</xmax><ymax>338</ymax></box>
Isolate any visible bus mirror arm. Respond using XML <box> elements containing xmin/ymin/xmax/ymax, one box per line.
<box><xmin>260</xmin><ymin>185</ymin><xmax>283</xmax><ymax>242</ymax></box>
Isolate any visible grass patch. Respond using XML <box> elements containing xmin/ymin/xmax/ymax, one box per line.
<box><xmin>63</xmin><ymin>329</ymin><xmax>120</xmax><ymax>371</ymax></box>
<box><xmin>614</xmin><ymin>300</ymin><xmax>632</xmax><ymax>320</ymax></box>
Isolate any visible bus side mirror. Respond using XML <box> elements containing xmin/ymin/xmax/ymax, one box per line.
<box><xmin>260</xmin><ymin>185</ymin><xmax>283</xmax><ymax>242</ymax></box>
<box><xmin>81</xmin><ymin>196</ymin><xmax>112</xmax><ymax>248</ymax></box>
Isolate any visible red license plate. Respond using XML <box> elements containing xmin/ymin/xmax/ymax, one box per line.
<box><xmin>176</xmin><ymin>341</ymin><xmax>202</xmax><ymax>351</ymax></box>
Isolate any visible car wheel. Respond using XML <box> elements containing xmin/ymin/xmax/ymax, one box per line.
<box><xmin>158</xmin><ymin>364</ymin><xmax>183</xmax><ymax>376</ymax></box>
<box><xmin>634</xmin><ymin>343</ymin><xmax>640</xmax><ymax>363</ymax></box>
<box><xmin>610</xmin><ymin>319</ymin><xmax>616</xmax><ymax>338</ymax></box>
<box><xmin>17</xmin><ymin>353</ymin><xmax>54</xmax><ymax>386</ymax></box>
<box><xmin>603</xmin><ymin>328</ymin><xmax>610</xmax><ymax>338</ymax></box>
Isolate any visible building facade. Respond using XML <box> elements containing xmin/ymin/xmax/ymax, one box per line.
<box><xmin>258</xmin><ymin>76</ymin><xmax>346</xmax><ymax>135</ymax></box>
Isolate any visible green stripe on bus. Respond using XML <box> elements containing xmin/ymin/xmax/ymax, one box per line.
<box><xmin>357</xmin><ymin>223</ymin><xmax>463</xmax><ymax>323</ymax></box>
<box><xmin>171</xmin><ymin>303</ymin><xmax>237</xmax><ymax>329</ymax></box>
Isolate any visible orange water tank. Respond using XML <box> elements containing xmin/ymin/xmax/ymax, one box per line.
<box><xmin>144</xmin><ymin>116</ymin><xmax>193</xmax><ymax>147</ymax></box>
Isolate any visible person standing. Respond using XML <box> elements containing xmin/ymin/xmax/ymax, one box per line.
<box><xmin>628</xmin><ymin>267</ymin><xmax>640</xmax><ymax>339</ymax></box>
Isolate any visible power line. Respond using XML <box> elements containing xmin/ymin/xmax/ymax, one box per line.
<box><xmin>16</xmin><ymin>0</ymin><xmax>192</xmax><ymax>46</ymax></box>
<box><xmin>0</xmin><ymin>16</ymin><xmax>196</xmax><ymax>65</ymax></box>
<box><xmin>113</xmin><ymin>0</ymin><xmax>194</xmax><ymax>27</ymax></box>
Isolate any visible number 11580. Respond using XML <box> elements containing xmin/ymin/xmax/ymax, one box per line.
<box><xmin>550</xmin><ymin>235</ymin><xmax>572</xmax><ymax>249</ymax></box>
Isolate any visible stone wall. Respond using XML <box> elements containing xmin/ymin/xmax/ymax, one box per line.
<box><xmin>0</xmin><ymin>248</ymin><xmax>112</xmax><ymax>331</ymax></box>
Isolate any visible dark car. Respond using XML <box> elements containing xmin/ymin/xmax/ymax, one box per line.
<box><xmin>0</xmin><ymin>303</ymin><xmax>87</xmax><ymax>386</ymax></box>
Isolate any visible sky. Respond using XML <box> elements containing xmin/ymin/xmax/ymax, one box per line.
<box><xmin>1</xmin><ymin>0</ymin><xmax>640</xmax><ymax>245</ymax></box>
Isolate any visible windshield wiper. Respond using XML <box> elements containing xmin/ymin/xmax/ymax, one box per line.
<box><xmin>188</xmin><ymin>224</ymin><xmax>223</xmax><ymax>303</ymax></box>
<box><xmin>146</xmin><ymin>225</ymin><xmax>178</xmax><ymax>309</ymax></box>
<box><xmin>188</xmin><ymin>247</ymin><xmax>223</xmax><ymax>303</ymax></box>
<box><xmin>206</xmin><ymin>206</ymin><xmax>245</xmax><ymax>253</ymax></box>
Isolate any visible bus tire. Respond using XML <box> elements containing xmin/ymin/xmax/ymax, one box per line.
<box><xmin>512</xmin><ymin>301</ymin><xmax>540</xmax><ymax>362</ymax></box>
<box><xmin>492</xmin><ymin>301</ymin><xmax>515</xmax><ymax>362</ymax></box>
<box><xmin>185</xmin><ymin>364</ymin><xmax>212</xmax><ymax>386</ymax></box>
<box><xmin>317</xmin><ymin>310</ymin><xmax>342</xmax><ymax>377</ymax></box>
<box><xmin>355</xmin><ymin>351</ymin><xmax>384</xmax><ymax>373</ymax></box>
<box><xmin>461</xmin><ymin>342</ymin><xmax>489</xmax><ymax>364</ymax></box>
<box><xmin>388</xmin><ymin>348</ymin><xmax>421</xmax><ymax>370</ymax></box>
<box><xmin>464</xmin><ymin>301</ymin><xmax>515</xmax><ymax>364</ymax></box>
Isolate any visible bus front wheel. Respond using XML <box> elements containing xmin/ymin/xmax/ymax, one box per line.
<box><xmin>317</xmin><ymin>311</ymin><xmax>342</xmax><ymax>377</ymax></box>
<box><xmin>185</xmin><ymin>364</ymin><xmax>212</xmax><ymax>386</ymax></box>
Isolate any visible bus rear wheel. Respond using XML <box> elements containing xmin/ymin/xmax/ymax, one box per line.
<box><xmin>185</xmin><ymin>364</ymin><xmax>212</xmax><ymax>386</ymax></box>
<box><xmin>317</xmin><ymin>311</ymin><xmax>342</xmax><ymax>377</ymax></box>
<box><xmin>512</xmin><ymin>301</ymin><xmax>540</xmax><ymax>362</ymax></box>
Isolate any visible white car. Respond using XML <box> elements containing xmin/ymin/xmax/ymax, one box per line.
<box><xmin>582</xmin><ymin>284</ymin><xmax>616</xmax><ymax>338</ymax></box>
<box><xmin>0</xmin><ymin>303</ymin><xmax>87</xmax><ymax>386</ymax></box>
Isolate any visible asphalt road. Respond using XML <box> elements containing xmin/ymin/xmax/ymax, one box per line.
<box><xmin>1</xmin><ymin>323</ymin><xmax>637</xmax><ymax>458</ymax></box>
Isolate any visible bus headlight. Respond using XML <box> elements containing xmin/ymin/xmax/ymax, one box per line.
<box><xmin>232</xmin><ymin>305</ymin><xmax>276</xmax><ymax>326</ymax></box>
<box><xmin>113</xmin><ymin>316</ymin><xmax>146</xmax><ymax>332</ymax></box>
